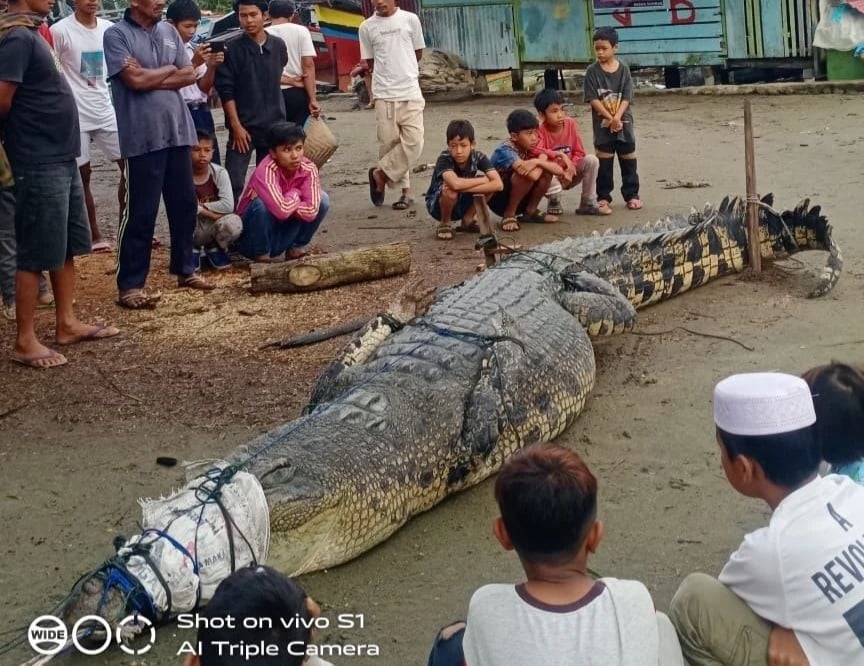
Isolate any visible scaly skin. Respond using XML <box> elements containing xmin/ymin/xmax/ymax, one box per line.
<box><xmin>59</xmin><ymin>196</ymin><xmax>842</xmax><ymax>627</ymax></box>
<box><xmin>228</xmin><ymin>195</ymin><xmax>841</xmax><ymax>575</ymax></box>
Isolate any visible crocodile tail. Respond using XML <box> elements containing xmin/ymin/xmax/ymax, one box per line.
<box><xmin>779</xmin><ymin>199</ymin><xmax>843</xmax><ymax>297</ymax></box>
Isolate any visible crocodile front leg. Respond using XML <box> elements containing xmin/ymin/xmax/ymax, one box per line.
<box><xmin>556</xmin><ymin>271</ymin><xmax>636</xmax><ymax>337</ymax></box>
<box><xmin>306</xmin><ymin>279</ymin><xmax>436</xmax><ymax>410</ymax></box>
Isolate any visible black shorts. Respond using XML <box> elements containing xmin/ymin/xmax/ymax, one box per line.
<box><xmin>595</xmin><ymin>140</ymin><xmax>637</xmax><ymax>155</ymax></box>
<box><xmin>14</xmin><ymin>160</ymin><xmax>91</xmax><ymax>271</ymax></box>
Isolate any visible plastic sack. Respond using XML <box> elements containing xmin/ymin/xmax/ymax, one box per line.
<box><xmin>118</xmin><ymin>463</ymin><xmax>270</xmax><ymax>616</ymax></box>
<box><xmin>813</xmin><ymin>0</ymin><xmax>864</xmax><ymax>51</ymax></box>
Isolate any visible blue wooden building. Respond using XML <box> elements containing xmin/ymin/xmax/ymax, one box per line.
<box><xmin>419</xmin><ymin>0</ymin><xmax>820</xmax><ymax>79</ymax></box>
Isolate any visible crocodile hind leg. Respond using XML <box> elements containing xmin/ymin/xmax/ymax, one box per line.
<box><xmin>306</xmin><ymin>278</ymin><xmax>436</xmax><ymax>410</ymax></box>
<box><xmin>556</xmin><ymin>271</ymin><xmax>636</xmax><ymax>337</ymax></box>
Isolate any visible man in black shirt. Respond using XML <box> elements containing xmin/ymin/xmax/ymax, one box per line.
<box><xmin>215</xmin><ymin>0</ymin><xmax>288</xmax><ymax>202</ymax></box>
<box><xmin>0</xmin><ymin>0</ymin><xmax>119</xmax><ymax>368</ymax></box>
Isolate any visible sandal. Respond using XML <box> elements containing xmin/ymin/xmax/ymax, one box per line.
<box><xmin>178</xmin><ymin>274</ymin><xmax>215</xmax><ymax>290</ymax></box>
<box><xmin>117</xmin><ymin>289</ymin><xmax>161</xmax><ymax>310</ymax></box>
<box><xmin>392</xmin><ymin>195</ymin><xmax>413</xmax><ymax>210</ymax></box>
<box><xmin>576</xmin><ymin>203</ymin><xmax>613</xmax><ymax>216</ymax></box>
<box><xmin>368</xmin><ymin>167</ymin><xmax>385</xmax><ymax>207</ymax></box>
<box><xmin>499</xmin><ymin>216</ymin><xmax>520</xmax><ymax>232</ymax></box>
<box><xmin>520</xmin><ymin>210</ymin><xmax>559</xmax><ymax>224</ymax></box>
<box><xmin>546</xmin><ymin>196</ymin><xmax>564</xmax><ymax>217</ymax></box>
<box><xmin>436</xmin><ymin>223</ymin><xmax>454</xmax><ymax>240</ymax></box>
<box><xmin>456</xmin><ymin>220</ymin><xmax>480</xmax><ymax>233</ymax></box>
<box><xmin>626</xmin><ymin>198</ymin><xmax>643</xmax><ymax>210</ymax></box>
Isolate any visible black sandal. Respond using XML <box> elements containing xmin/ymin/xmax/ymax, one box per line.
<box><xmin>368</xmin><ymin>168</ymin><xmax>385</xmax><ymax>207</ymax></box>
<box><xmin>392</xmin><ymin>194</ymin><xmax>413</xmax><ymax>210</ymax></box>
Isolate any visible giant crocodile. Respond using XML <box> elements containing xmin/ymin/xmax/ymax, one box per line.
<box><xmin>60</xmin><ymin>195</ymin><xmax>840</xmax><ymax>627</ymax></box>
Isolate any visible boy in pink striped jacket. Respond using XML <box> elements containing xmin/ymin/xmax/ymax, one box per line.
<box><xmin>235</xmin><ymin>122</ymin><xmax>330</xmax><ymax>261</ymax></box>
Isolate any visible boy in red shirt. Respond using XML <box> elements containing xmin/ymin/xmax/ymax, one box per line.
<box><xmin>235</xmin><ymin>121</ymin><xmax>329</xmax><ymax>262</ymax></box>
<box><xmin>534</xmin><ymin>88</ymin><xmax>609</xmax><ymax>217</ymax></box>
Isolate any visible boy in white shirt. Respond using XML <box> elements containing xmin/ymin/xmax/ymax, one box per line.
<box><xmin>359</xmin><ymin>0</ymin><xmax>426</xmax><ymax>211</ymax></box>
<box><xmin>167</xmin><ymin>0</ymin><xmax>224</xmax><ymax>165</ymax></box>
<box><xmin>50</xmin><ymin>0</ymin><xmax>125</xmax><ymax>253</ymax></box>
<box><xmin>428</xmin><ymin>444</ymin><xmax>684</xmax><ymax>666</ymax></box>
<box><xmin>670</xmin><ymin>372</ymin><xmax>864</xmax><ymax>665</ymax></box>
<box><xmin>266</xmin><ymin>0</ymin><xmax>320</xmax><ymax>126</ymax></box>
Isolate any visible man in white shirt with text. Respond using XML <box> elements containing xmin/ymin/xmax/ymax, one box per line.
<box><xmin>359</xmin><ymin>0</ymin><xmax>425</xmax><ymax>211</ymax></box>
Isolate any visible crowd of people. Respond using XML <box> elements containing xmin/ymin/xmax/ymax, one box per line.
<box><xmin>1</xmin><ymin>0</ymin><xmax>643</xmax><ymax>370</ymax></box>
<box><xmin>0</xmin><ymin>0</ymin><xmax>331</xmax><ymax>368</ymax></box>
<box><xmin>178</xmin><ymin>363</ymin><xmax>864</xmax><ymax>666</ymax></box>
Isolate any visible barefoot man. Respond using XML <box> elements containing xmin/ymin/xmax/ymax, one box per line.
<box><xmin>0</xmin><ymin>0</ymin><xmax>120</xmax><ymax>368</ymax></box>
<box><xmin>359</xmin><ymin>0</ymin><xmax>426</xmax><ymax>211</ymax></box>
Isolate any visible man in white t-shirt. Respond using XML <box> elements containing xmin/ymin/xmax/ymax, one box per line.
<box><xmin>51</xmin><ymin>0</ymin><xmax>125</xmax><ymax>253</ymax></box>
<box><xmin>266</xmin><ymin>0</ymin><xmax>320</xmax><ymax>127</ymax></box>
<box><xmin>359</xmin><ymin>0</ymin><xmax>425</xmax><ymax>211</ymax></box>
<box><xmin>670</xmin><ymin>372</ymin><xmax>864</xmax><ymax>665</ymax></box>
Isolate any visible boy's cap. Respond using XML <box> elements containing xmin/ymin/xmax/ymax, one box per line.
<box><xmin>714</xmin><ymin>372</ymin><xmax>816</xmax><ymax>436</ymax></box>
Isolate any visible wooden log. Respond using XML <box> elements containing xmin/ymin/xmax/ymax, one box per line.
<box><xmin>743</xmin><ymin>99</ymin><xmax>762</xmax><ymax>273</ymax></box>
<box><xmin>249</xmin><ymin>242</ymin><xmax>411</xmax><ymax>294</ymax></box>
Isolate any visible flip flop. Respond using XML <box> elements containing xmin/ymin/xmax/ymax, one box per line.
<box><xmin>178</xmin><ymin>274</ymin><xmax>215</xmax><ymax>291</ymax></box>
<box><xmin>91</xmin><ymin>241</ymin><xmax>113</xmax><ymax>254</ymax></box>
<box><xmin>626</xmin><ymin>199</ymin><xmax>643</xmax><ymax>210</ymax></box>
<box><xmin>55</xmin><ymin>322</ymin><xmax>121</xmax><ymax>346</ymax></box>
<box><xmin>368</xmin><ymin>168</ymin><xmax>385</xmax><ymax>207</ymax></box>
<box><xmin>436</xmin><ymin>223</ymin><xmax>454</xmax><ymax>240</ymax></box>
<box><xmin>520</xmin><ymin>210</ymin><xmax>559</xmax><ymax>224</ymax></box>
<box><xmin>10</xmin><ymin>349</ymin><xmax>68</xmax><ymax>369</ymax></box>
<box><xmin>499</xmin><ymin>216</ymin><xmax>520</xmax><ymax>232</ymax></box>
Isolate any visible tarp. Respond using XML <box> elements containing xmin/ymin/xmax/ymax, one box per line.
<box><xmin>813</xmin><ymin>0</ymin><xmax>864</xmax><ymax>52</ymax></box>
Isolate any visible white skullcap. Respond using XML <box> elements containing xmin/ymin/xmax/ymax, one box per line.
<box><xmin>713</xmin><ymin>372</ymin><xmax>816</xmax><ymax>437</ymax></box>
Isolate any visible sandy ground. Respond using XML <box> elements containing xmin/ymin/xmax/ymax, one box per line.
<box><xmin>1</xmin><ymin>93</ymin><xmax>863</xmax><ymax>665</ymax></box>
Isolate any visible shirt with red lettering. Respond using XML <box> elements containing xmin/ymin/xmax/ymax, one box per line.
<box><xmin>537</xmin><ymin>117</ymin><xmax>586</xmax><ymax>163</ymax></box>
<box><xmin>237</xmin><ymin>155</ymin><xmax>322</xmax><ymax>222</ymax></box>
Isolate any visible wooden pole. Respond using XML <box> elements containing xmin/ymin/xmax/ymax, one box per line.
<box><xmin>743</xmin><ymin>99</ymin><xmax>762</xmax><ymax>273</ymax></box>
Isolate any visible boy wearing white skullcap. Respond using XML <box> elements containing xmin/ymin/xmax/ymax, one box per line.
<box><xmin>669</xmin><ymin>372</ymin><xmax>864</xmax><ymax>666</ymax></box>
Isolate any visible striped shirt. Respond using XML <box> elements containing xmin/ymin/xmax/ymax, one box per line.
<box><xmin>237</xmin><ymin>155</ymin><xmax>322</xmax><ymax>222</ymax></box>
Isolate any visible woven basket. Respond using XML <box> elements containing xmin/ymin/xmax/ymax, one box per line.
<box><xmin>303</xmin><ymin>117</ymin><xmax>339</xmax><ymax>170</ymax></box>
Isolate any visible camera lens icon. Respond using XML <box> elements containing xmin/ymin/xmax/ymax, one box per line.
<box><xmin>117</xmin><ymin>613</ymin><xmax>156</xmax><ymax>655</ymax></box>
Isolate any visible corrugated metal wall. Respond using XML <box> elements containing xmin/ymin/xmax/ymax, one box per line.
<box><xmin>420</xmin><ymin>4</ymin><xmax>519</xmax><ymax>70</ymax></box>
<box><xmin>741</xmin><ymin>0</ymin><xmax>818</xmax><ymax>58</ymax></box>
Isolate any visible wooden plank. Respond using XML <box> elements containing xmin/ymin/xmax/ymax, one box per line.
<box><xmin>725</xmin><ymin>0</ymin><xmax>749</xmax><ymax>59</ymax></box>
<box><xmin>591</xmin><ymin>22</ymin><xmax>724</xmax><ymax>41</ymax></box>
<box><xmin>616</xmin><ymin>36</ymin><xmax>724</xmax><ymax>54</ymax></box>
<box><xmin>759</xmin><ymin>0</ymin><xmax>785</xmax><ymax>57</ymax></box>
<box><xmin>796</xmin><ymin>0</ymin><xmax>807</xmax><ymax>56</ymax></box>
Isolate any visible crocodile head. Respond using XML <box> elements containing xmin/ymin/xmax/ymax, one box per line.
<box><xmin>758</xmin><ymin>195</ymin><xmax>843</xmax><ymax>298</ymax></box>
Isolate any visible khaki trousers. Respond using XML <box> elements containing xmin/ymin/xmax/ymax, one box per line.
<box><xmin>375</xmin><ymin>99</ymin><xmax>425</xmax><ymax>191</ymax></box>
<box><xmin>669</xmin><ymin>573</ymin><xmax>771</xmax><ymax>666</ymax></box>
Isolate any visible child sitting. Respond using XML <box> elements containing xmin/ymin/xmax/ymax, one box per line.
<box><xmin>191</xmin><ymin>130</ymin><xmax>242</xmax><ymax>270</ymax></box>
<box><xmin>181</xmin><ymin>564</ymin><xmax>333</xmax><ymax>666</ymax></box>
<box><xmin>428</xmin><ymin>444</ymin><xmax>684</xmax><ymax>666</ymax></box>
<box><xmin>670</xmin><ymin>372</ymin><xmax>864</xmax><ymax>665</ymax></box>
<box><xmin>489</xmin><ymin>109</ymin><xmax>568</xmax><ymax>232</ymax></box>
<box><xmin>584</xmin><ymin>27</ymin><xmax>641</xmax><ymax>211</ymax></box>
<box><xmin>425</xmin><ymin>119</ymin><xmax>503</xmax><ymax>241</ymax></box>
<box><xmin>235</xmin><ymin>122</ymin><xmax>329</xmax><ymax>262</ymax></box>
<box><xmin>803</xmin><ymin>361</ymin><xmax>864</xmax><ymax>484</ymax></box>
<box><xmin>534</xmin><ymin>88</ymin><xmax>609</xmax><ymax>217</ymax></box>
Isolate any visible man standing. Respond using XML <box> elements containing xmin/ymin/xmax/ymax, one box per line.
<box><xmin>0</xmin><ymin>0</ymin><xmax>120</xmax><ymax>368</ymax></box>
<box><xmin>266</xmin><ymin>0</ymin><xmax>320</xmax><ymax>126</ymax></box>
<box><xmin>51</xmin><ymin>0</ymin><xmax>126</xmax><ymax>254</ymax></box>
<box><xmin>360</xmin><ymin>0</ymin><xmax>426</xmax><ymax>211</ymax></box>
<box><xmin>104</xmin><ymin>0</ymin><xmax>213</xmax><ymax>309</ymax></box>
<box><xmin>215</xmin><ymin>0</ymin><xmax>288</xmax><ymax>203</ymax></box>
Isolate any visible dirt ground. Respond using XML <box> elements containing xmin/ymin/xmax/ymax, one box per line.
<box><xmin>1</xmin><ymin>92</ymin><xmax>863</xmax><ymax>665</ymax></box>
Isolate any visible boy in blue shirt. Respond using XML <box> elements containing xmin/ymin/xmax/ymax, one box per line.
<box><xmin>424</xmin><ymin>119</ymin><xmax>502</xmax><ymax>241</ymax></box>
<box><xmin>489</xmin><ymin>109</ymin><xmax>567</xmax><ymax>232</ymax></box>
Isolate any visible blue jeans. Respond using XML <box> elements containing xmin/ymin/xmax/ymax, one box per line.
<box><xmin>236</xmin><ymin>192</ymin><xmax>329</xmax><ymax>260</ymax></box>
